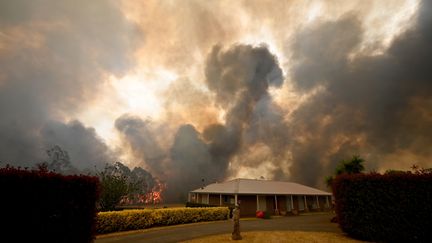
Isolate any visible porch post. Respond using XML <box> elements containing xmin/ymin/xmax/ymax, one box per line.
<box><xmin>304</xmin><ymin>195</ymin><xmax>308</xmax><ymax>211</ymax></box>
<box><xmin>256</xmin><ymin>195</ymin><xmax>260</xmax><ymax>211</ymax></box>
<box><xmin>220</xmin><ymin>194</ymin><xmax>222</xmax><ymax>206</ymax></box>
<box><xmin>290</xmin><ymin>195</ymin><xmax>294</xmax><ymax>211</ymax></box>
<box><xmin>326</xmin><ymin>196</ymin><xmax>330</xmax><ymax>208</ymax></box>
<box><xmin>235</xmin><ymin>194</ymin><xmax>238</xmax><ymax>205</ymax></box>
<box><xmin>275</xmin><ymin>195</ymin><xmax>278</xmax><ymax>210</ymax></box>
<box><xmin>316</xmin><ymin>195</ymin><xmax>320</xmax><ymax>210</ymax></box>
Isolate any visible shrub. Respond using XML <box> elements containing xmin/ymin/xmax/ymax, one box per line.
<box><xmin>256</xmin><ymin>210</ymin><xmax>264</xmax><ymax>218</ymax></box>
<box><xmin>96</xmin><ymin>207</ymin><xmax>230</xmax><ymax>234</ymax></box>
<box><xmin>185</xmin><ymin>202</ymin><xmax>219</xmax><ymax>207</ymax></box>
<box><xmin>333</xmin><ymin>173</ymin><xmax>432</xmax><ymax>242</ymax></box>
<box><xmin>0</xmin><ymin>166</ymin><xmax>100</xmax><ymax>243</ymax></box>
<box><xmin>263</xmin><ymin>211</ymin><xmax>272</xmax><ymax>219</ymax></box>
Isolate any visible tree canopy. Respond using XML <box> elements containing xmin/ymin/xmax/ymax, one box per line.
<box><xmin>325</xmin><ymin>155</ymin><xmax>365</xmax><ymax>188</ymax></box>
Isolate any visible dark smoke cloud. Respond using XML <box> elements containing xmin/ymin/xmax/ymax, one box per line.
<box><xmin>0</xmin><ymin>0</ymin><xmax>137</xmax><ymax>168</ymax></box>
<box><xmin>119</xmin><ymin>44</ymin><xmax>287</xmax><ymax>201</ymax></box>
<box><xmin>41</xmin><ymin>120</ymin><xmax>115</xmax><ymax>170</ymax></box>
<box><xmin>204</xmin><ymin>44</ymin><xmax>290</xmax><ymax>176</ymax></box>
<box><xmin>288</xmin><ymin>0</ymin><xmax>432</xmax><ymax>187</ymax></box>
<box><xmin>169</xmin><ymin>124</ymin><xmax>215</xmax><ymax>202</ymax></box>
<box><xmin>115</xmin><ymin>114</ymin><xmax>167</xmax><ymax>176</ymax></box>
<box><xmin>204</xmin><ymin>44</ymin><xmax>285</xmax><ymax>158</ymax></box>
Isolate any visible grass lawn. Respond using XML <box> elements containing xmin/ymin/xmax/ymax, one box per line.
<box><xmin>181</xmin><ymin>231</ymin><xmax>364</xmax><ymax>243</ymax></box>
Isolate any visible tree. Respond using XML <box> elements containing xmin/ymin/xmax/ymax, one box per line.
<box><xmin>335</xmin><ymin>155</ymin><xmax>365</xmax><ymax>175</ymax></box>
<box><xmin>98</xmin><ymin>168</ymin><xmax>129</xmax><ymax>211</ymax></box>
<box><xmin>36</xmin><ymin>145</ymin><xmax>78</xmax><ymax>175</ymax></box>
<box><xmin>325</xmin><ymin>155</ymin><xmax>365</xmax><ymax>188</ymax></box>
<box><xmin>97</xmin><ymin>162</ymin><xmax>158</xmax><ymax>210</ymax></box>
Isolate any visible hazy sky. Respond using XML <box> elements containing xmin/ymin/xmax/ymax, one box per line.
<box><xmin>1</xmin><ymin>0</ymin><xmax>431</xmax><ymax>196</ymax></box>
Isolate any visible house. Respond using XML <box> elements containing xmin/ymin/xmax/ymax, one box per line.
<box><xmin>188</xmin><ymin>178</ymin><xmax>332</xmax><ymax>216</ymax></box>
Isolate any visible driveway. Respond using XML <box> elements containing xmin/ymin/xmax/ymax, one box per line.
<box><xmin>95</xmin><ymin>213</ymin><xmax>339</xmax><ymax>243</ymax></box>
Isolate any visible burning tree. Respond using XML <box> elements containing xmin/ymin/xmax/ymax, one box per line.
<box><xmin>99</xmin><ymin>162</ymin><xmax>166</xmax><ymax>208</ymax></box>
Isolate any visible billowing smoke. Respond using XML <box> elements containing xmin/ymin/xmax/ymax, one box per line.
<box><xmin>203</xmin><ymin>44</ymin><xmax>288</xmax><ymax>176</ymax></box>
<box><xmin>41</xmin><ymin>120</ymin><xmax>115</xmax><ymax>170</ymax></box>
<box><xmin>0</xmin><ymin>0</ymin><xmax>136</xmax><ymax>169</ymax></box>
<box><xmin>288</xmin><ymin>1</ymin><xmax>432</xmax><ymax>186</ymax></box>
<box><xmin>115</xmin><ymin>114</ymin><xmax>167</xmax><ymax>176</ymax></box>
<box><xmin>168</xmin><ymin>124</ymin><xmax>215</xmax><ymax>202</ymax></box>
<box><xmin>1</xmin><ymin>0</ymin><xmax>431</xmax><ymax>202</ymax></box>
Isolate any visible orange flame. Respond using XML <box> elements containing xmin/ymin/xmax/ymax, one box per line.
<box><xmin>120</xmin><ymin>179</ymin><xmax>167</xmax><ymax>205</ymax></box>
<box><xmin>144</xmin><ymin>179</ymin><xmax>166</xmax><ymax>204</ymax></box>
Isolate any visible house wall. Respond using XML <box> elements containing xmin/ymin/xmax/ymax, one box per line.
<box><xmin>190</xmin><ymin>192</ymin><xmax>331</xmax><ymax>215</ymax></box>
<box><xmin>298</xmin><ymin>195</ymin><xmax>305</xmax><ymax>211</ymax></box>
<box><xmin>305</xmin><ymin>195</ymin><xmax>317</xmax><ymax>210</ymax></box>
<box><xmin>292</xmin><ymin>196</ymin><xmax>299</xmax><ymax>211</ymax></box>
<box><xmin>222</xmin><ymin>195</ymin><xmax>235</xmax><ymax>206</ymax></box>
<box><xmin>277</xmin><ymin>195</ymin><xmax>287</xmax><ymax>214</ymax></box>
<box><xmin>197</xmin><ymin>193</ymin><xmax>209</xmax><ymax>204</ymax></box>
<box><xmin>266</xmin><ymin>196</ymin><xmax>275</xmax><ymax>214</ymax></box>
<box><xmin>209</xmin><ymin>194</ymin><xmax>220</xmax><ymax>205</ymax></box>
<box><xmin>238</xmin><ymin>195</ymin><xmax>257</xmax><ymax>216</ymax></box>
<box><xmin>318</xmin><ymin>195</ymin><xmax>331</xmax><ymax>210</ymax></box>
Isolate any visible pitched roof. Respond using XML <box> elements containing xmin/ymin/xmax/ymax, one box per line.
<box><xmin>190</xmin><ymin>178</ymin><xmax>331</xmax><ymax>196</ymax></box>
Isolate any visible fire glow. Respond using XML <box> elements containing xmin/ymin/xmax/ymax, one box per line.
<box><xmin>120</xmin><ymin>179</ymin><xmax>167</xmax><ymax>205</ymax></box>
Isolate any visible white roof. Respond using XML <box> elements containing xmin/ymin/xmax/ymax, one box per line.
<box><xmin>191</xmin><ymin>178</ymin><xmax>331</xmax><ymax>196</ymax></box>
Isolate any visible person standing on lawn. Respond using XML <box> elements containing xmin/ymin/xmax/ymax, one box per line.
<box><xmin>232</xmin><ymin>204</ymin><xmax>242</xmax><ymax>240</ymax></box>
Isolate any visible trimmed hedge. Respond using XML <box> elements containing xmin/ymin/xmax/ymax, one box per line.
<box><xmin>0</xmin><ymin>166</ymin><xmax>100</xmax><ymax>243</ymax></box>
<box><xmin>96</xmin><ymin>207</ymin><xmax>230</xmax><ymax>234</ymax></box>
<box><xmin>185</xmin><ymin>201</ymin><xmax>219</xmax><ymax>207</ymax></box>
<box><xmin>186</xmin><ymin>202</ymin><xmax>235</xmax><ymax>218</ymax></box>
<box><xmin>333</xmin><ymin>173</ymin><xmax>432</xmax><ymax>242</ymax></box>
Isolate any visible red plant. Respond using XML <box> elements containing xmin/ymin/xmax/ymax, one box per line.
<box><xmin>256</xmin><ymin>210</ymin><xmax>264</xmax><ymax>218</ymax></box>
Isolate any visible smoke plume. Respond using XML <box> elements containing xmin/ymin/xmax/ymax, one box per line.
<box><xmin>0</xmin><ymin>0</ymin><xmax>137</xmax><ymax>169</ymax></box>
<box><xmin>1</xmin><ymin>0</ymin><xmax>431</xmax><ymax>202</ymax></box>
<box><xmin>288</xmin><ymin>1</ymin><xmax>432</xmax><ymax>185</ymax></box>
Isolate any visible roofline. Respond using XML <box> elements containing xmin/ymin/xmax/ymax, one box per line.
<box><xmin>189</xmin><ymin>178</ymin><xmax>332</xmax><ymax>195</ymax></box>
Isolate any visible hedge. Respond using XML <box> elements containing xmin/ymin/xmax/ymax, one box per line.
<box><xmin>0</xmin><ymin>166</ymin><xmax>100</xmax><ymax>243</ymax></box>
<box><xmin>333</xmin><ymin>173</ymin><xmax>432</xmax><ymax>242</ymax></box>
<box><xmin>96</xmin><ymin>207</ymin><xmax>230</xmax><ymax>234</ymax></box>
<box><xmin>185</xmin><ymin>201</ymin><xmax>219</xmax><ymax>207</ymax></box>
<box><xmin>186</xmin><ymin>202</ymin><xmax>234</xmax><ymax>218</ymax></box>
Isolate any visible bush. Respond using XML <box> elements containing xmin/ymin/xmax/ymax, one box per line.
<box><xmin>96</xmin><ymin>207</ymin><xmax>230</xmax><ymax>234</ymax></box>
<box><xmin>255</xmin><ymin>210</ymin><xmax>271</xmax><ymax>219</ymax></box>
<box><xmin>185</xmin><ymin>201</ymin><xmax>219</xmax><ymax>207</ymax></box>
<box><xmin>256</xmin><ymin>210</ymin><xmax>264</xmax><ymax>218</ymax></box>
<box><xmin>263</xmin><ymin>211</ymin><xmax>272</xmax><ymax>219</ymax></box>
<box><xmin>333</xmin><ymin>173</ymin><xmax>432</xmax><ymax>242</ymax></box>
<box><xmin>0</xmin><ymin>166</ymin><xmax>100</xmax><ymax>243</ymax></box>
